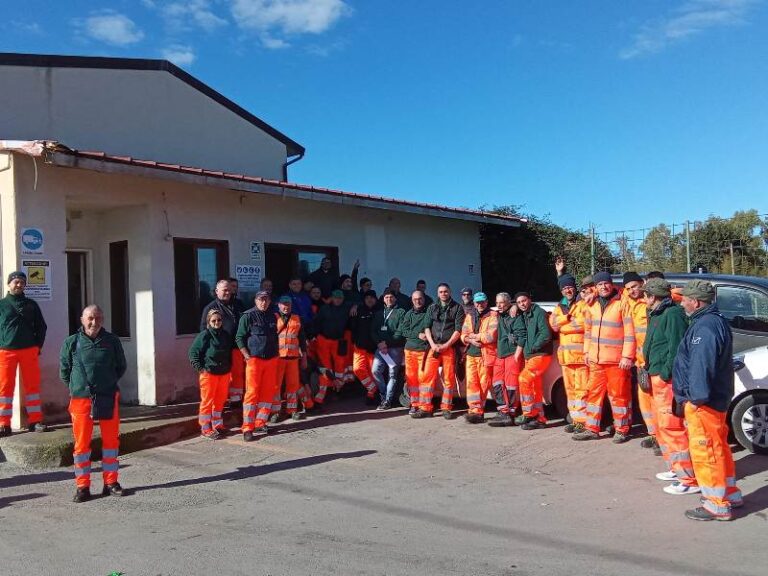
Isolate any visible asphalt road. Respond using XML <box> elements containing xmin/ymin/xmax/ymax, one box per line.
<box><xmin>1</xmin><ymin>398</ymin><xmax>766</xmax><ymax>576</ymax></box>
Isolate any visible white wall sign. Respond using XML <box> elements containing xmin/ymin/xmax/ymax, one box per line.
<box><xmin>236</xmin><ymin>264</ymin><xmax>263</xmax><ymax>292</ymax></box>
<box><xmin>21</xmin><ymin>227</ymin><xmax>44</xmax><ymax>255</ymax></box>
<box><xmin>21</xmin><ymin>259</ymin><xmax>52</xmax><ymax>300</ymax></box>
<box><xmin>249</xmin><ymin>241</ymin><xmax>264</xmax><ymax>263</ymax></box>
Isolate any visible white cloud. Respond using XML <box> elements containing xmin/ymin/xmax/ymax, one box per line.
<box><xmin>162</xmin><ymin>44</ymin><xmax>196</xmax><ymax>66</ymax></box>
<box><xmin>230</xmin><ymin>0</ymin><xmax>350</xmax><ymax>49</ymax></box>
<box><xmin>81</xmin><ymin>11</ymin><xmax>144</xmax><ymax>46</ymax></box>
<box><xmin>162</xmin><ymin>0</ymin><xmax>228</xmax><ymax>32</ymax></box>
<box><xmin>620</xmin><ymin>0</ymin><xmax>759</xmax><ymax>59</ymax></box>
<box><xmin>11</xmin><ymin>21</ymin><xmax>43</xmax><ymax>35</ymax></box>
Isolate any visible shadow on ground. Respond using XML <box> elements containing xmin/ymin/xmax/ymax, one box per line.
<box><xmin>132</xmin><ymin>450</ymin><xmax>376</xmax><ymax>493</ymax></box>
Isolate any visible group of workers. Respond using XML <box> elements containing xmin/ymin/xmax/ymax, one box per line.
<box><xmin>0</xmin><ymin>255</ymin><xmax>744</xmax><ymax>521</ymax></box>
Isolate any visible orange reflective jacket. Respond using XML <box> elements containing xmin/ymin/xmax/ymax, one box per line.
<box><xmin>550</xmin><ymin>299</ymin><xmax>586</xmax><ymax>365</ymax></box>
<box><xmin>461</xmin><ymin>309</ymin><xmax>498</xmax><ymax>366</ymax></box>
<box><xmin>623</xmin><ymin>296</ymin><xmax>648</xmax><ymax>366</ymax></box>
<box><xmin>276</xmin><ymin>313</ymin><xmax>302</xmax><ymax>358</ymax></box>
<box><xmin>583</xmin><ymin>292</ymin><xmax>636</xmax><ymax>365</ymax></box>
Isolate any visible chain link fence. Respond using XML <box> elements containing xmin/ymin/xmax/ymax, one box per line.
<box><xmin>588</xmin><ymin>211</ymin><xmax>768</xmax><ymax>276</ymax></box>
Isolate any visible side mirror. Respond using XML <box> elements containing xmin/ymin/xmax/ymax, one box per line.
<box><xmin>732</xmin><ymin>356</ymin><xmax>745</xmax><ymax>372</ymax></box>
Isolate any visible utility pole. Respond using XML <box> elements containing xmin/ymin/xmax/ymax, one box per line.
<box><xmin>730</xmin><ymin>242</ymin><xmax>735</xmax><ymax>275</ymax></box>
<box><xmin>590</xmin><ymin>224</ymin><xmax>596</xmax><ymax>274</ymax></box>
<box><xmin>685</xmin><ymin>220</ymin><xmax>691</xmax><ymax>273</ymax></box>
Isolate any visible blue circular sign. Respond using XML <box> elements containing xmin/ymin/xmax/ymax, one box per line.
<box><xmin>22</xmin><ymin>228</ymin><xmax>43</xmax><ymax>251</ymax></box>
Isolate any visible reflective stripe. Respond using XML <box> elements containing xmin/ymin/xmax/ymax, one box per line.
<box><xmin>243</xmin><ymin>403</ymin><xmax>255</xmax><ymax>411</ymax></box>
<box><xmin>701</xmin><ymin>486</ymin><xmax>727</xmax><ymax>498</ymax></box>
<box><xmin>635</xmin><ymin>327</ymin><xmax>647</xmax><ymax>333</ymax></box>
<box><xmin>0</xmin><ymin>396</ymin><xmax>13</xmax><ymax>403</ymax></box>
<box><xmin>587</xmin><ymin>417</ymin><xmax>601</xmax><ymax>427</ymax></box>
<box><xmin>74</xmin><ymin>452</ymin><xmax>92</xmax><ymax>464</ymax></box>
<box><xmin>676</xmin><ymin>467</ymin><xmax>696</xmax><ymax>480</ymax></box>
<box><xmin>257</xmin><ymin>402</ymin><xmax>272</xmax><ymax>409</ymax></box>
<box><xmin>595</xmin><ymin>337</ymin><xmax>625</xmax><ymax>346</ymax></box>
<box><xmin>613</xmin><ymin>406</ymin><xmax>628</xmax><ymax>415</ymax></box>
<box><xmin>25</xmin><ymin>394</ymin><xmax>41</xmax><ymax>401</ymax></box>
<box><xmin>243</xmin><ymin>415</ymin><xmax>254</xmax><ymax>423</ymax></box>
<box><xmin>102</xmin><ymin>449</ymin><xmax>119</xmax><ymax>459</ymax></box>
<box><xmin>702</xmin><ymin>500</ymin><xmax>731</xmax><ymax>516</ymax></box>
<box><xmin>199</xmin><ymin>414</ymin><xmax>212</xmax><ymax>421</ymax></box>
<box><xmin>26</xmin><ymin>405</ymin><xmax>41</xmax><ymax>413</ymax></box>
<box><xmin>726</xmin><ymin>476</ymin><xmax>737</xmax><ymax>487</ymax></box>
<box><xmin>669</xmin><ymin>451</ymin><xmax>690</xmax><ymax>463</ymax></box>
<box><xmin>74</xmin><ymin>466</ymin><xmax>91</xmax><ymax>477</ymax></box>
<box><xmin>0</xmin><ymin>409</ymin><xmax>12</xmax><ymax>416</ymax></box>
<box><xmin>101</xmin><ymin>462</ymin><xmax>119</xmax><ymax>472</ymax></box>
<box><xmin>600</xmin><ymin>320</ymin><xmax>623</xmax><ymax>328</ymax></box>
<box><xmin>560</xmin><ymin>344</ymin><xmax>583</xmax><ymax>351</ymax></box>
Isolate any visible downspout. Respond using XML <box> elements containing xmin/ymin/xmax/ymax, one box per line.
<box><xmin>282</xmin><ymin>151</ymin><xmax>305</xmax><ymax>181</ymax></box>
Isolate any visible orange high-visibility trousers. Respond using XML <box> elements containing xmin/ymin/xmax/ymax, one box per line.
<box><xmin>638</xmin><ymin>384</ymin><xmax>657</xmax><ymax>437</ymax></box>
<box><xmin>229</xmin><ymin>350</ymin><xmax>245</xmax><ymax>403</ymax></box>
<box><xmin>404</xmin><ymin>349</ymin><xmax>431</xmax><ymax>408</ymax></box>
<box><xmin>519</xmin><ymin>355</ymin><xmax>552</xmax><ymax>422</ymax></box>
<box><xmin>584</xmin><ymin>363</ymin><xmax>631</xmax><ymax>435</ymax></box>
<box><xmin>277</xmin><ymin>358</ymin><xmax>301</xmax><ymax>414</ymax></box>
<box><xmin>353</xmin><ymin>347</ymin><xmax>377</xmax><ymax>398</ymax></box>
<box><xmin>315</xmin><ymin>336</ymin><xmax>346</xmax><ymax>403</ymax></box>
<box><xmin>199</xmin><ymin>371</ymin><xmax>230</xmax><ymax>433</ymax></box>
<box><xmin>0</xmin><ymin>347</ymin><xmax>43</xmax><ymax>426</ymax></box>
<box><xmin>466</xmin><ymin>355</ymin><xmax>493</xmax><ymax>415</ymax></box>
<box><xmin>343</xmin><ymin>330</ymin><xmax>355</xmax><ymax>383</ymax></box>
<box><xmin>651</xmin><ymin>375</ymin><xmax>696</xmax><ymax>486</ymax></box>
<box><xmin>562</xmin><ymin>364</ymin><xmax>589</xmax><ymax>424</ymax></box>
<box><xmin>492</xmin><ymin>355</ymin><xmax>522</xmax><ymax>415</ymax></box>
<box><xmin>69</xmin><ymin>394</ymin><xmax>120</xmax><ymax>489</ymax></box>
<box><xmin>426</xmin><ymin>347</ymin><xmax>457</xmax><ymax>411</ymax></box>
<box><xmin>243</xmin><ymin>357</ymin><xmax>278</xmax><ymax>431</ymax></box>
<box><xmin>685</xmin><ymin>403</ymin><xmax>743</xmax><ymax>518</ymax></box>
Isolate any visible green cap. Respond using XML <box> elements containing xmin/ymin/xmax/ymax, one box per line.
<box><xmin>580</xmin><ymin>275</ymin><xmax>595</xmax><ymax>288</ymax></box>
<box><xmin>680</xmin><ymin>279</ymin><xmax>715</xmax><ymax>302</ymax></box>
<box><xmin>331</xmin><ymin>289</ymin><xmax>344</xmax><ymax>299</ymax></box>
<box><xmin>642</xmin><ymin>278</ymin><xmax>671</xmax><ymax>297</ymax></box>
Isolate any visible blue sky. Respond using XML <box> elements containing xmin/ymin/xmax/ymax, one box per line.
<box><xmin>2</xmin><ymin>1</ymin><xmax>766</xmax><ymax>232</ymax></box>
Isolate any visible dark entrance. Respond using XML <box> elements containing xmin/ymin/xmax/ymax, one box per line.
<box><xmin>264</xmin><ymin>244</ymin><xmax>339</xmax><ymax>295</ymax></box>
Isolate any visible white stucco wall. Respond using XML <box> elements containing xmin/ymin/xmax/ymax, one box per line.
<box><xmin>8</xmin><ymin>158</ymin><xmax>483</xmax><ymax>419</ymax></box>
<box><xmin>0</xmin><ymin>65</ymin><xmax>289</xmax><ymax>179</ymax></box>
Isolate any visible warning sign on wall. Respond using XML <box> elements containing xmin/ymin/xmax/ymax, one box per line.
<box><xmin>21</xmin><ymin>259</ymin><xmax>52</xmax><ymax>300</ymax></box>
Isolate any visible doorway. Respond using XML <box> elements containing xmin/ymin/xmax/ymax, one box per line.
<box><xmin>66</xmin><ymin>250</ymin><xmax>91</xmax><ymax>335</ymax></box>
<box><xmin>265</xmin><ymin>244</ymin><xmax>339</xmax><ymax>295</ymax></box>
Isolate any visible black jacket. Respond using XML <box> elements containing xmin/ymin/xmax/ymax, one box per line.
<box><xmin>236</xmin><ymin>308</ymin><xmax>279</xmax><ymax>359</ymax></box>
<box><xmin>199</xmin><ymin>298</ymin><xmax>245</xmax><ymax>349</ymax></box>
<box><xmin>351</xmin><ymin>304</ymin><xmax>378</xmax><ymax>352</ymax></box>
<box><xmin>428</xmin><ymin>299</ymin><xmax>465</xmax><ymax>345</ymax></box>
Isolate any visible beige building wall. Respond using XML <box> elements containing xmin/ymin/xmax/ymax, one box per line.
<box><xmin>0</xmin><ymin>65</ymin><xmax>289</xmax><ymax>179</ymax></box>
<box><xmin>6</xmin><ymin>158</ymin><xmax>483</xmax><ymax>420</ymax></box>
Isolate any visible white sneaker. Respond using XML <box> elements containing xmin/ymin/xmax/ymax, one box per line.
<box><xmin>656</xmin><ymin>471</ymin><xmax>678</xmax><ymax>482</ymax></box>
<box><xmin>663</xmin><ymin>482</ymin><xmax>701</xmax><ymax>495</ymax></box>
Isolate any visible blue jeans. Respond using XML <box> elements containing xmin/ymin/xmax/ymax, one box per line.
<box><xmin>372</xmin><ymin>347</ymin><xmax>404</xmax><ymax>403</ymax></box>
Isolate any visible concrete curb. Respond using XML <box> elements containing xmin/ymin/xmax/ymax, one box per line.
<box><xmin>0</xmin><ymin>403</ymin><xmax>217</xmax><ymax>469</ymax></box>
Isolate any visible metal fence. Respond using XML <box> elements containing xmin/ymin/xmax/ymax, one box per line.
<box><xmin>587</xmin><ymin>213</ymin><xmax>768</xmax><ymax>276</ymax></box>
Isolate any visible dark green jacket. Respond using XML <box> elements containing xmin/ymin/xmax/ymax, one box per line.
<box><xmin>59</xmin><ymin>328</ymin><xmax>127</xmax><ymax>398</ymax></box>
<box><xmin>520</xmin><ymin>304</ymin><xmax>553</xmax><ymax>359</ymax></box>
<box><xmin>312</xmin><ymin>302</ymin><xmax>351</xmax><ymax>340</ymax></box>
<box><xmin>395</xmin><ymin>307</ymin><xmax>432</xmax><ymax>351</ymax></box>
<box><xmin>189</xmin><ymin>328</ymin><xmax>233</xmax><ymax>375</ymax></box>
<box><xmin>497</xmin><ymin>311</ymin><xmax>525</xmax><ymax>358</ymax></box>
<box><xmin>371</xmin><ymin>306</ymin><xmax>405</xmax><ymax>347</ymax></box>
<box><xmin>0</xmin><ymin>293</ymin><xmax>47</xmax><ymax>350</ymax></box>
<box><xmin>643</xmin><ymin>299</ymin><xmax>688</xmax><ymax>381</ymax></box>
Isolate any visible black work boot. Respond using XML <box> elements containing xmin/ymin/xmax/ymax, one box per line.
<box><xmin>102</xmin><ymin>483</ymin><xmax>124</xmax><ymax>497</ymax></box>
<box><xmin>73</xmin><ymin>487</ymin><xmax>91</xmax><ymax>503</ymax></box>
<box><xmin>243</xmin><ymin>431</ymin><xmax>255</xmax><ymax>442</ymax></box>
<box><xmin>0</xmin><ymin>425</ymin><xmax>11</xmax><ymax>437</ymax></box>
<box><xmin>464</xmin><ymin>412</ymin><xmax>484</xmax><ymax>424</ymax></box>
<box><xmin>487</xmin><ymin>413</ymin><xmax>514</xmax><ymax>427</ymax></box>
<box><xmin>28</xmin><ymin>423</ymin><xmax>50</xmax><ymax>433</ymax></box>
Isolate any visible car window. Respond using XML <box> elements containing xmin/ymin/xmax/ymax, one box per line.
<box><xmin>716</xmin><ymin>285</ymin><xmax>768</xmax><ymax>333</ymax></box>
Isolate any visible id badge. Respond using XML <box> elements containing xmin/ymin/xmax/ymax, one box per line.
<box><xmin>380</xmin><ymin>326</ymin><xmax>388</xmax><ymax>331</ymax></box>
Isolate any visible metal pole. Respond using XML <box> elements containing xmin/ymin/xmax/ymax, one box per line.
<box><xmin>590</xmin><ymin>225</ymin><xmax>596</xmax><ymax>274</ymax></box>
<box><xmin>730</xmin><ymin>242</ymin><xmax>735</xmax><ymax>274</ymax></box>
<box><xmin>685</xmin><ymin>221</ymin><xmax>691</xmax><ymax>273</ymax></box>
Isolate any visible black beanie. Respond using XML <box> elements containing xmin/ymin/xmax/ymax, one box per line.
<box><xmin>558</xmin><ymin>274</ymin><xmax>577</xmax><ymax>290</ymax></box>
<box><xmin>623</xmin><ymin>271</ymin><xmax>643</xmax><ymax>285</ymax></box>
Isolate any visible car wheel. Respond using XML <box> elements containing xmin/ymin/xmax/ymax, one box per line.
<box><xmin>549</xmin><ymin>378</ymin><xmax>569</xmax><ymax>420</ymax></box>
<box><xmin>730</xmin><ymin>391</ymin><xmax>768</xmax><ymax>455</ymax></box>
